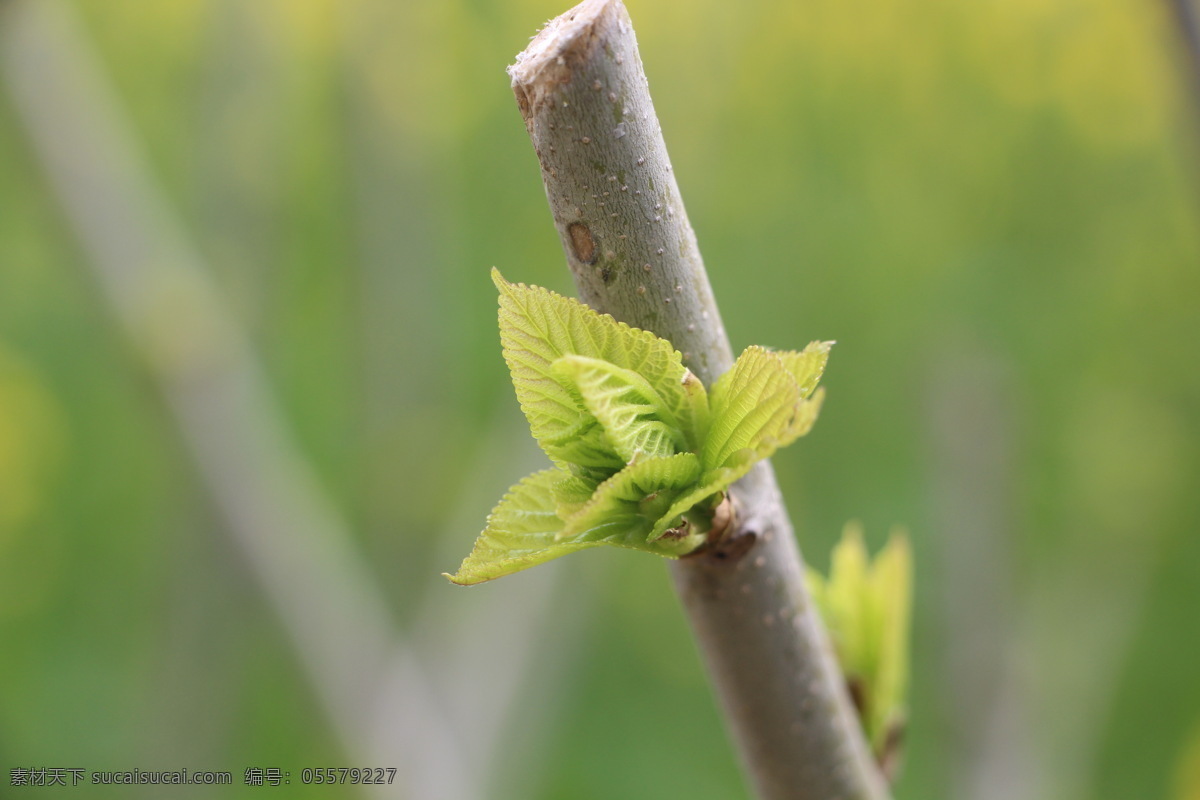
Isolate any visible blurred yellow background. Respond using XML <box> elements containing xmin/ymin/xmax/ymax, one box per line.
<box><xmin>2</xmin><ymin>0</ymin><xmax>1199</xmax><ymax>797</ymax></box>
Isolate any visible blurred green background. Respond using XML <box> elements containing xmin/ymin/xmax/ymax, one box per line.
<box><xmin>2</xmin><ymin>0</ymin><xmax>1199</xmax><ymax>797</ymax></box>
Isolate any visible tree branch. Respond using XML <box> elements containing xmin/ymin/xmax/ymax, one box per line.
<box><xmin>508</xmin><ymin>2</ymin><xmax>890</xmax><ymax>798</ymax></box>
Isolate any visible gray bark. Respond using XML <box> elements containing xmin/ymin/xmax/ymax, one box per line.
<box><xmin>508</xmin><ymin>2</ymin><xmax>890</xmax><ymax>798</ymax></box>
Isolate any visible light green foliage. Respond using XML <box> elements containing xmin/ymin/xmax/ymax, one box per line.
<box><xmin>558</xmin><ymin>453</ymin><xmax>704</xmax><ymax>548</ymax></box>
<box><xmin>806</xmin><ymin>523</ymin><xmax>913</xmax><ymax>757</ymax></box>
<box><xmin>446</xmin><ymin>469</ymin><xmax>580</xmax><ymax>586</ymax></box>
<box><xmin>777</xmin><ymin>339</ymin><xmax>832</xmax><ymax>399</ymax></box>
<box><xmin>494</xmin><ymin>268</ymin><xmax>700</xmax><ymax>466</ymax></box>
<box><xmin>552</xmin><ymin>355</ymin><xmax>685</xmax><ymax>462</ymax></box>
<box><xmin>704</xmin><ymin>344</ymin><xmax>828</xmax><ymax>474</ymax></box>
<box><xmin>445</xmin><ymin>272</ymin><xmax>832</xmax><ymax>584</ymax></box>
<box><xmin>444</xmin><ymin>462</ymin><xmax>705</xmax><ymax>586</ymax></box>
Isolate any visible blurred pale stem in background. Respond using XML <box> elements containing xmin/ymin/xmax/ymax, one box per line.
<box><xmin>0</xmin><ymin>2</ymin><xmax>582</xmax><ymax>797</ymax></box>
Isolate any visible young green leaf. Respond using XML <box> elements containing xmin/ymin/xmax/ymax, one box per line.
<box><xmin>493</xmin><ymin>269</ymin><xmax>707</xmax><ymax>460</ymax></box>
<box><xmin>539</xmin><ymin>414</ymin><xmax>625</xmax><ymax>472</ymax></box>
<box><xmin>552</xmin><ymin>470</ymin><xmax>601</xmax><ymax>520</ymax></box>
<box><xmin>559</xmin><ymin>452</ymin><xmax>705</xmax><ymax>555</ymax></box>
<box><xmin>776</xmin><ymin>340</ymin><xmax>834</xmax><ymax>399</ymax></box>
<box><xmin>553</xmin><ymin>354</ymin><xmax>686</xmax><ymax>462</ymax></box>
<box><xmin>646</xmin><ymin>467</ymin><xmax>736</xmax><ymax>542</ymax></box>
<box><xmin>679</xmin><ymin>368</ymin><xmax>711</xmax><ymax>450</ymax></box>
<box><xmin>702</xmin><ymin>346</ymin><xmax>801</xmax><ymax>472</ymax></box>
<box><xmin>806</xmin><ymin>523</ymin><xmax>912</xmax><ymax>758</ymax></box>
<box><xmin>645</xmin><ymin>346</ymin><xmax>831</xmax><ymax>543</ymax></box>
<box><xmin>820</xmin><ymin>524</ymin><xmax>872</xmax><ymax>673</ymax></box>
<box><xmin>783</xmin><ymin>387</ymin><xmax>825</xmax><ymax>442</ymax></box>
<box><xmin>445</xmin><ymin>468</ymin><xmax>603</xmax><ymax>585</ymax></box>
<box><xmin>870</xmin><ymin>531</ymin><xmax>912</xmax><ymax>752</ymax></box>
